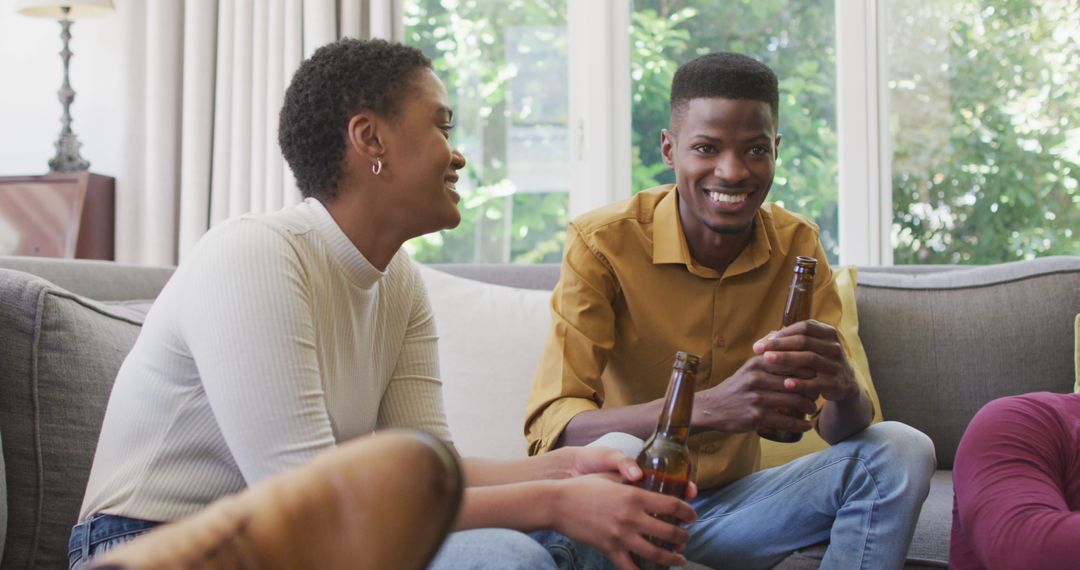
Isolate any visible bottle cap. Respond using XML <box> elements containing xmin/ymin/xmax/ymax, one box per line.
<box><xmin>673</xmin><ymin>351</ymin><xmax>701</xmax><ymax>370</ymax></box>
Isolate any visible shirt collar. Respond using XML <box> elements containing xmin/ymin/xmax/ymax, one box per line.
<box><xmin>651</xmin><ymin>185</ymin><xmax>779</xmax><ymax>279</ymax></box>
<box><xmin>652</xmin><ymin>186</ymin><xmax>686</xmax><ymax>265</ymax></box>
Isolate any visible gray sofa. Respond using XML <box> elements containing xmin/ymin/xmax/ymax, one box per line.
<box><xmin>1</xmin><ymin>254</ymin><xmax>1078</xmax><ymax>569</ymax></box>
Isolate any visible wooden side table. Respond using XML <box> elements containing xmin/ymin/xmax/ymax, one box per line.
<box><xmin>0</xmin><ymin>172</ymin><xmax>115</xmax><ymax>260</ymax></box>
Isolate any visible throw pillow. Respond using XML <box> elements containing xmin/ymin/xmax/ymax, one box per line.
<box><xmin>759</xmin><ymin>265</ymin><xmax>883</xmax><ymax>469</ymax></box>
<box><xmin>0</xmin><ymin>273</ymin><xmax>149</xmax><ymax>570</ymax></box>
<box><xmin>418</xmin><ymin>265</ymin><xmax>552</xmax><ymax>459</ymax></box>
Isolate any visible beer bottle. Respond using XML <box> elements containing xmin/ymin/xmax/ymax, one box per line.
<box><xmin>758</xmin><ymin>256</ymin><xmax>818</xmax><ymax>443</ymax></box>
<box><xmin>633</xmin><ymin>351</ymin><xmax>700</xmax><ymax>570</ymax></box>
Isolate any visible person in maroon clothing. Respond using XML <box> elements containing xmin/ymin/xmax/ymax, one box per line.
<box><xmin>951</xmin><ymin>392</ymin><xmax>1080</xmax><ymax>569</ymax></box>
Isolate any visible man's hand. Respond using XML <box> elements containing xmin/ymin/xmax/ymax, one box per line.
<box><xmin>752</xmin><ymin>320</ymin><xmax>859</xmax><ymax>403</ymax></box>
<box><xmin>550</xmin><ymin>474</ymin><xmax>697</xmax><ymax>570</ymax></box>
<box><xmin>752</xmin><ymin>319</ymin><xmax>873</xmax><ymax>443</ymax></box>
<box><xmin>692</xmin><ymin>356</ymin><xmax>818</xmax><ymax>434</ymax></box>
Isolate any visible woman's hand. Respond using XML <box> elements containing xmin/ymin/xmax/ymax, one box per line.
<box><xmin>558</xmin><ymin>445</ymin><xmax>643</xmax><ymax>480</ymax></box>
<box><xmin>550</xmin><ymin>474</ymin><xmax>697</xmax><ymax>570</ymax></box>
<box><xmin>551</xmin><ymin>446</ymin><xmax>698</xmax><ymax>499</ymax></box>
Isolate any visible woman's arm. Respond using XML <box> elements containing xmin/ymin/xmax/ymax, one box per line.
<box><xmin>456</xmin><ymin>475</ymin><xmax>695</xmax><ymax>570</ymax></box>
<box><xmin>180</xmin><ymin>221</ymin><xmax>337</xmax><ymax>484</ymax></box>
<box><xmin>457</xmin><ymin>447</ymin><xmax>697</xmax><ymax>570</ymax></box>
<box><xmin>376</xmin><ymin>261</ymin><xmax>453</xmax><ymax>441</ymax></box>
<box><xmin>461</xmin><ymin>446</ymin><xmax>639</xmax><ymax>487</ymax></box>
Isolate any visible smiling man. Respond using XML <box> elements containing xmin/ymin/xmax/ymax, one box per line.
<box><xmin>525</xmin><ymin>53</ymin><xmax>936</xmax><ymax>569</ymax></box>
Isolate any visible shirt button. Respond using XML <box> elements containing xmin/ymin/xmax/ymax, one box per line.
<box><xmin>715</xmin><ymin>337</ymin><xmax>725</xmax><ymax>347</ymax></box>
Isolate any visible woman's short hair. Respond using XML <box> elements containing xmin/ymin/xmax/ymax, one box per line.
<box><xmin>279</xmin><ymin>38</ymin><xmax>432</xmax><ymax>201</ymax></box>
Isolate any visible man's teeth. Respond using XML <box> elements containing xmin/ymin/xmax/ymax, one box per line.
<box><xmin>708</xmin><ymin>191</ymin><xmax>747</xmax><ymax>204</ymax></box>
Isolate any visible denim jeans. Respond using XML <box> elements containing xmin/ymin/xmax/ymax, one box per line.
<box><xmin>429</xmin><ymin>528</ymin><xmax>557</xmax><ymax>569</ymax></box>
<box><xmin>534</xmin><ymin>422</ymin><xmax>936</xmax><ymax>570</ymax></box>
<box><xmin>68</xmin><ymin>514</ymin><xmax>161</xmax><ymax>569</ymax></box>
<box><xmin>69</xmin><ymin>517</ymin><xmax>552</xmax><ymax>570</ymax></box>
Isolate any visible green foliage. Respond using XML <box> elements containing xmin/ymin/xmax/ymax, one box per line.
<box><xmin>403</xmin><ymin>0</ymin><xmax>569</xmax><ymax>264</ymax></box>
<box><xmin>889</xmin><ymin>0</ymin><xmax>1080</xmax><ymax>263</ymax></box>
<box><xmin>405</xmin><ymin>0</ymin><xmax>1078</xmax><ymax>265</ymax></box>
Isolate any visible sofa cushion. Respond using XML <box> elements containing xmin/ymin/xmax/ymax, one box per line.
<box><xmin>0</xmin><ymin>269</ymin><xmax>148</xmax><ymax>570</ymax></box>
<box><xmin>855</xmin><ymin>256</ymin><xmax>1080</xmax><ymax>469</ymax></box>
<box><xmin>419</xmin><ymin>265</ymin><xmax>552</xmax><ymax>459</ymax></box>
<box><xmin>760</xmin><ymin>265</ymin><xmax>884</xmax><ymax>468</ymax></box>
<box><xmin>0</xmin><ymin>257</ymin><xmax>173</xmax><ymax>302</ymax></box>
<box><xmin>905</xmin><ymin>470</ymin><xmax>953</xmax><ymax>568</ymax></box>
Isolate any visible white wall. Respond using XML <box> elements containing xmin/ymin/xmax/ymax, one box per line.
<box><xmin>0</xmin><ymin>0</ymin><xmax>124</xmax><ymax>177</ymax></box>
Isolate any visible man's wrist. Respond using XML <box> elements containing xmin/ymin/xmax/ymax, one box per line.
<box><xmin>841</xmin><ymin>383</ymin><xmax>862</xmax><ymax>403</ymax></box>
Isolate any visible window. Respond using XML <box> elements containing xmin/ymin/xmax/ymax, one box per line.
<box><xmin>398</xmin><ymin>0</ymin><xmax>1078</xmax><ymax>265</ymax></box>
<box><xmin>403</xmin><ymin>0</ymin><xmax>570</xmax><ymax>264</ymax></box>
<box><xmin>887</xmin><ymin>0</ymin><xmax>1080</xmax><ymax>263</ymax></box>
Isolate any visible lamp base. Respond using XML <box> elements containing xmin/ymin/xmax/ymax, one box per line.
<box><xmin>48</xmin><ymin>9</ymin><xmax>91</xmax><ymax>173</ymax></box>
<box><xmin>49</xmin><ymin>131</ymin><xmax>90</xmax><ymax>172</ymax></box>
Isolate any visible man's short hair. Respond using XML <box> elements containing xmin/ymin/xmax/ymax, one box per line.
<box><xmin>670</xmin><ymin>52</ymin><xmax>779</xmax><ymax>128</ymax></box>
<box><xmin>279</xmin><ymin>38</ymin><xmax>432</xmax><ymax>201</ymax></box>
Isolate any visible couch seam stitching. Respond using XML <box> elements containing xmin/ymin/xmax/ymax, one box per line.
<box><xmin>27</xmin><ymin>286</ymin><xmax>47</xmax><ymax>568</ymax></box>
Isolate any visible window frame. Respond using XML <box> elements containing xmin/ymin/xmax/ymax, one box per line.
<box><xmin>567</xmin><ymin>0</ymin><xmax>633</xmax><ymax>218</ymax></box>
<box><xmin>836</xmin><ymin>0</ymin><xmax>893</xmax><ymax>266</ymax></box>
<box><xmin>390</xmin><ymin>0</ymin><xmax>898</xmax><ymax>265</ymax></box>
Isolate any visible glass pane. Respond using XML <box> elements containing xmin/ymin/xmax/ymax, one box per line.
<box><xmin>888</xmin><ymin>0</ymin><xmax>1080</xmax><ymax>263</ymax></box>
<box><xmin>630</xmin><ymin>0</ymin><xmax>839</xmax><ymax>263</ymax></box>
<box><xmin>403</xmin><ymin>0</ymin><xmax>569</xmax><ymax>264</ymax></box>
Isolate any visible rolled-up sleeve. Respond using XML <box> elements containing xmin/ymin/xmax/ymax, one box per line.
<box><xmin>524</xmin><ymin>223</ymin><xmax>619</xmax><ymax>454</ymax></box>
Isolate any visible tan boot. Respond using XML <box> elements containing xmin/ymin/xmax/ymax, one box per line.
<box><xmin>91</xmin><ymin>430</ymin><xmax>462</xmax><ymax>570</ymax></box>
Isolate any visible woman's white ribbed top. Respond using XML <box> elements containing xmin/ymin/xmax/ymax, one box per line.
<box><xmin>79</xmin><ymin>198</ymin><xmax>450</xmax><ymax>522</ymax></box>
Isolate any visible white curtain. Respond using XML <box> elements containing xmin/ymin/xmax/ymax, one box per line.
<box><xmin>116</xmin><ymin>0</ymin><xmax>400</xmax><ymax>265</ymax></box>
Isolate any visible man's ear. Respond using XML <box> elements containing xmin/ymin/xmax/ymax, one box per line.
<box><xmin>347</xmin><ymin>112</ymin><xmax>385</xmax><ymax>163</ymax></box>
<box><xmin>660</xmin><ymin>129</ymin><xmax>676</xmax><ymax>169</ymax></box>
<box><xmin>774</xmin><ymin>132</ymin><xmax>782</xmax><ymax>157</ymax></box>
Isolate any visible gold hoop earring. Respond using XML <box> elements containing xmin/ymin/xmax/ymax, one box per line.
<box><xmin>372</xmin><ymin>157</ymin><xmax>383</xmax><ymax>176</ymax></box>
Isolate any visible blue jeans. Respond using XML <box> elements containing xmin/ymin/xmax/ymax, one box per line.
<box><xmin>67</xmin><ymin>516</ymin><xmax>552</xmax><ymax>570</ymax></box>
<box><xmin>429</xmin><ymin>529</ymin><xmax>557</xmax><ymax>569</ymax></box>
<box><xmin>68</xmin><ymin>514</ymin><xmax>161</xmax><ymax>569</ymax></box>
<box><xmin>535</xmin><ymin>422</ymin><xmax>936</xmax><ymax>570</ymax></box>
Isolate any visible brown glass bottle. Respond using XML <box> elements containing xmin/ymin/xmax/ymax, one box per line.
<box><xmin>758</xmin><ymin>256</ymin><xmax>818</xmax><ymax>444</ymax></box>
<box><xmin>632</xmin><ymin>351</ymin><xmax>700</xmax><ymax>570</ymax></box>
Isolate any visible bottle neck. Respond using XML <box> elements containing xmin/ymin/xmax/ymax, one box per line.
<box><xmin>782</xmin><ymin>272</ymin><xmax>816</xmax><ymax>327</ymax></box>
<box><xmin>654</xmin><ymin>368</ymin><xmax>695</xmax><ymax>443</ymax></box>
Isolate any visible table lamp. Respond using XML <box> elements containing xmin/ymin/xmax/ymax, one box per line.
<box><xmin>16</xmin><ymin>0</ymin><xmax>115</xmax><ymax>172</ymax></box>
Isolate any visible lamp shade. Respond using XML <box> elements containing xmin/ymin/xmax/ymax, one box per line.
<box><xmin>16</xmin><ymin>0</ymin><xmax>114</xmax><ymax>19</ymax></box>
